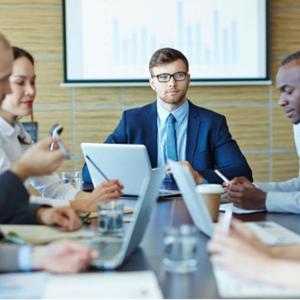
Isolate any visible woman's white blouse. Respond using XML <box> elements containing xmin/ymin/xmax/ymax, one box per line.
<box><xmin>0</xmin><ymin>117</ymin><xmax>79</xmax><ymax>206</ymax></box>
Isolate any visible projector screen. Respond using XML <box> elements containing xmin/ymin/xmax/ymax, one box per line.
<box><xmin>63</xmin><ymin>0</ymin><xmax>269</xmax><ymax>86</ymax></box>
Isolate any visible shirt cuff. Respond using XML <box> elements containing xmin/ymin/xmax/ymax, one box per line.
<box><xmin>18</xmin><ymin>246</ymin><xmax>33</xmax><ymax>271</ymax></box>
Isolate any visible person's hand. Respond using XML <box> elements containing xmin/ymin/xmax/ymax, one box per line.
<box><xmin>180</xmin><ymin>161</ymin><xmax>205</xmax><ymax>184</ymax></box>
<box><xmin>228</xmin><ymin>176</ymin><xmax>253</xmax><ymax>187</ymax></box>
<box><xmin>36</xmin><ymin>207</ymin><xmax>82</xmax><ymax>231</ymax></box>
<box><xmin>207</xmin><ymin>218</ymin><xmax>273</xmax><ymax>281</ymax></box>
<box><xmin>71</xmin><ymin>180</ymin><xmax>123</xmax><ymax>212</ymax></box>
<box><xmin>11</xmin><ymin>137</ymin><xmax>65</xmax><ymax>181</ymax></box>
<box><xmin>32</xmin><ymin>240</ymin><xmax>98</xmax><ymax>273</ymax></box>
<box><xmin>225</xmin><ymin>177</ymin><xmax>266</xmax><ymax>209</ymax></box>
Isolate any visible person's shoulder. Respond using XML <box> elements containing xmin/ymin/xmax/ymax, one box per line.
<box><xmin>123</xmin><ymin>101</ymin><xmax>156</xmax><ymax>116</ymax></box>
<box><xmin>189</xmin><ymin>101</ymin><xmax>225</xmax><ymax>120</ymax></box>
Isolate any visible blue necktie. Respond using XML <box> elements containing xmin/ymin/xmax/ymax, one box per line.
<box><xmin>166</xmin><ymin>113</ymin><xmax>178</xmax><ymax>161</ymax></box>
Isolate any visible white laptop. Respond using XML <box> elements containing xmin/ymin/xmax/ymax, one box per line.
<box><xmin>88</xmin><ymin>167</ymin><xmax>165</xmax><ymax>270</ymax></box>
<box><xmin>81</xmin><ymin>143</ymin><xmax>180</xmax><ymax>197</ymax></box>
<box><xmin>169</xmin><ymin>160</ymin><xmax>300</xmax><ymax>246</ymax></box>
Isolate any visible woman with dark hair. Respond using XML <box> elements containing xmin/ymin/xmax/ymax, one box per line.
<box><xmin>0</xmin><ymin>46</ymin><xmax>123</xmax><ymax>212</ymax></box>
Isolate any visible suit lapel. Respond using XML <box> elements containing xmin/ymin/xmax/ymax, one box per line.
<box><xmin>186</xmin><ymin>101</ymin><xmax>201</xmax><ymax>164</ymax></box>
<box><xmin>144</xmin><ymin>101</ymin><xmax>158</xmax><ymax>167</ymax></box>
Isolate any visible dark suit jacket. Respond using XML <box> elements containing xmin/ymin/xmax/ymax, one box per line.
<box><xmin>82</xmin><ymin>101</ymin><xmax>252</xmax><ymax>183</ymax></box>
<box><xmin>0</xmin><ymin>170</ymin><xmax>41</xmax><ymax>224</ymax></box>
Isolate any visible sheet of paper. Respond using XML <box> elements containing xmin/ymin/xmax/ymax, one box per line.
<box><xmin>0</xmin><ymin>272</ymin><xmax>48</xmax><ymax>298</ymax></box>
<box><xmin>213</xmin><ymin>265</ymin><xmax>300</xmax><ymax>298</ymax></box>
<box><xmin>0</xmin><ymin>225</ymin><xmax>94</xmax><ymax>244</ymax></box>
<box><xmin>219</xmin><ymin>203</ymin><xmax>265</xmax><ymax>214</ymax></box>
<box><xmin>43</xmin><ymin>271</ymin><xmax>163</xmax><ymax>298</ymax></box>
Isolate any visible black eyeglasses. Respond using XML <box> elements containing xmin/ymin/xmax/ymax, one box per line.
<box><xmin>152</xmin><ymin>72</ymin><xmax>188</xmax><ymax>82</ymax></box>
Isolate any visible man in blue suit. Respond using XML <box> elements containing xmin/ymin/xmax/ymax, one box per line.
<box><xmin>83</xmin><ymin>48</ymin><xmax>252</xmax><ymax>184</ymax></box>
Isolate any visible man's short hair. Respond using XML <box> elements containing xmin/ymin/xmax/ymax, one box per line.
<box><xmin>0</xmin><ymin>33</ymin><xmax>10</xmax><ymax>50</ymax></box>
<box><xmin>281</xmin><ymin>51</ymin><xmax>300</xmax><ymax>66</ymax></box>
<box><xmin>149</xmin><ymin>47</ymin><xmax>189</xmax><ymax>73</ymax></box>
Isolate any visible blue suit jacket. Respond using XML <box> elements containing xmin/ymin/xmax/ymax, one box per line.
<box><xmin>82</xmin><ymin>101</ymin><xmax>252</xmax><ymax>184</ymax></box>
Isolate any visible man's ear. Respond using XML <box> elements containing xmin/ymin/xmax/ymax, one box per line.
<box><xmin>149</xmin><ymin>78</ymin><xmax>156</xmax><ymax>91</ymax></box>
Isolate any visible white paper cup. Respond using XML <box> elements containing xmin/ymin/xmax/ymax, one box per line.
<box><xmin>196</xmin><ymin>184</ymin><xmax>224</xmax><ymax>222</ymax></box>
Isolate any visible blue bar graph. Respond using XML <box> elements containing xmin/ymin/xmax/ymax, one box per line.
<box><xmin>111</xmin><ymin>0</ymin><xmax>239</xmax><ymax>67</ymax></box>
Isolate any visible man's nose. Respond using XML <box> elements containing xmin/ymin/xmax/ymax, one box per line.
<box><xmin>278</xmin><ymin>95</ymin><xmax>288</xmax><ymax>107</ymax></box>
<box><xmin>168</xmin><ymin>76</ymin><xmax>176</xmax><ymax>87</ymax></box>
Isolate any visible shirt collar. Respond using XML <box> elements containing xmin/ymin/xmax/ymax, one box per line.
<box><xmin>156</xmin><ymin>99</ymin><xmax>189</xmax><ymax>124</ymax></box>
<box><xmin>0</xmin><ymin>117</ymin><xmax>19</xmax><ymax>137</ymax></box>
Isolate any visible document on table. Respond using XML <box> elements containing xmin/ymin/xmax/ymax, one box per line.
<box><xmin>43</xmin><ymin>271</ymin><xmax>163</xmax><ymax>298</ymax></box>
<box><xmin>219</xmin><ymin>203</ymin><xmax>266</xmax><ymax>214</ymax></box>
<box><xmin>0</xmin><ymin>225</ymin><xmax>94</xmax><ymax>244</ymax></box>
<box><xmin>213</xmin><ymin>265</ymin><xmax>300</xmax><ymax>298</ymax></box>
<box><xmin>0</xmin><ymin>272</ymin><xmax>48</xmax><ymax>298</ymax></box>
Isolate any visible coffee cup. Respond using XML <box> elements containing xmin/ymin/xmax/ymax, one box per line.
<box><xmin>196</xmin><ymin>184</ymin><xmax>224</xmax><ymax>222</ymax></box>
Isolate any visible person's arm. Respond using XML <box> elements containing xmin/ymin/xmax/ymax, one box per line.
<box><xmin>0</xmin><ymin>170</ymin><xmax>41</xmax><ymax>224</ymax></box>
<box><xmin>208</xmin><ymin>219</ymin><xmax>300</xmax><ymax>290</ymax></box>
<box><xmin>0</xmin><ymin>241</ymin><xmax>98</xmax><ymax>273</ymax></box>
<box><xmin>70</xmin><ymin>180</ymin><xmax>123</xmax><ymax>212</ymax></box>
<box><xmin>225</xmin><ymin>177</ymin><xmax>267</xmax><ymax>210</ymax></box>
<box><xmin>198</xmin><ymin>116</ymin><xmax>253</xmax><ymax>183</ymax></box>
<box><xmin>256</xmin><ymin>176</ymin><xmax>300</xmax><ymax>193</ymax></box>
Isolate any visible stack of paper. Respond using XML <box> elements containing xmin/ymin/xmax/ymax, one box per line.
<box><xmin>213</xmin><ymin>265</ymin><xmax>300</xmax><ymax>298</ymax></box>
<box><xmin>219</xmin><ymin>203</ymin><xmax>265</xmax><ymax>214</ymax></box>
<box><xmin>44</xmin><ymin>271</ymin><xmax>163</xmax><ymax>298</ymax></box>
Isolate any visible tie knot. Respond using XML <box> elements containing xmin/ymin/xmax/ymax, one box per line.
<box><xmin>167</xmin><ymin>113</ymin><xmax>176</xmax><ymax>125</ymax></box>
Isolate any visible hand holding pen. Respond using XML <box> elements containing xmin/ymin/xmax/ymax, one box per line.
<box><xmin>85</xmin><ymin>155</ymin><xmax>123</xmax><ymax>191</ymax></box>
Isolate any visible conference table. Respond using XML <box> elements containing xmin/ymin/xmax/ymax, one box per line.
<box><xmin>113</xmin><ymin>197</ymin><xmax>300</xmax><ymax>298</ymax></box>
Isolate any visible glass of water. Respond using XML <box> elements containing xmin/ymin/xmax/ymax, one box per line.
<box><xmin>163</xmin><ymin>224</ymin><xmax>199</xmax><ymax>273</ymax></box>
<box><xmin>61</xmin><ymin>171</ymin><xmax>82</xmax><ymax>190</ymax></box>
<box><xmin>97</xmin><ymin>201</ymin><xmax>124</xmax><ymax>237</ymax></box>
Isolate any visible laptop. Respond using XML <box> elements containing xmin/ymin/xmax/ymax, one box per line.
<box><xmin>88</xmin><ymin>167</ymin><xmax>165</xmax><ymax>270</ymax></box>
<box><xmin>81</xmin><ymin>143</ymin><xmax>180</xmax><ymax>197</ymax></box>
<box><xmin>169</xmin><ymin>160</ymin><xmax>300</xmax><ymax>246</ymax></box>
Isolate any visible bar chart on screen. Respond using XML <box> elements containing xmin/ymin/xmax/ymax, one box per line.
<box><xmin>65</xmin><ymin>0</ymin><xmax>267</xmax><ymax>82</ymax></box>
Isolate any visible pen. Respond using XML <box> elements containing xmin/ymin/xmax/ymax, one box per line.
<box><xmin>85</xmin><ymin>155</ymin><xmax>110</xmax><ymax>181</ymax></box>
<box><xmin>214</xmin><ymin>169</ymin><xmax>229</xmax><ymax>184</ymax></box>
<box><xmin>222</xmin><ymin>203</ymin><xmax>233</xmax><ymax>234</ymax></box>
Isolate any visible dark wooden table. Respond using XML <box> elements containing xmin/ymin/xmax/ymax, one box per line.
<box><xmin>116</xmin><ymin>197</ymin><xmax>300</xmax><ymax>298</ymax></box>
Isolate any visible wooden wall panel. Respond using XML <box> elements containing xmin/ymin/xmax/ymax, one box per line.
<box><xmin>272</xmin><ymin>108</ymin><xmax>295</xmax><ymax>149</ymax></box>
<box><xmin>0</xmin><ymin>6</ymin><xmax>62</xmax><ymax>55</ymax></box>
<box><xmin>272</xmin><ymin>153</ymin><xmax>298</xmax><ymax>181</ymax></box>
<box><xmin>244</xmin><ymin>154</ymin><xmax>270</xmax><ymax>182</ymax></box>
<box><xmin>1</xmin><ymin>0</ymin><xmax>299</xmax><ymax>182</ymax></box>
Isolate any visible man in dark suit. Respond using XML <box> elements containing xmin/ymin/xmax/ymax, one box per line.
<box><xmin>83</xmin><ymin>48</ymin><xmax>252</xmax><ymax>184</ymax></box>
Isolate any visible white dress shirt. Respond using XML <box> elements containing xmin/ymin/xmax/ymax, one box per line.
<box><xmin>254</xmin><ymin>123</ymin><xmax>300</xmax><ymax>213</ymax></box>
<box><xmin>0</xmin><ymin>117</ymin><xmax>78</xmax><ymax>206</ymax></box>
<box><xmin>156</xmin><ymin>99</ymin><xmax>188</xmax><ymax>167</ymax></box>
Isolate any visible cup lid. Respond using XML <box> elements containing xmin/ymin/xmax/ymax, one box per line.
<box><xmin>196</xmin><ymin>184</ymin><xmax>224</xmax><ymax>194</ymax></box>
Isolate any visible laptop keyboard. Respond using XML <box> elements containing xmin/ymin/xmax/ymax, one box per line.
<box><xmin>90</xmin><ymin>240</ymin><xmax>123</xmax><ymax>261</ymax></box>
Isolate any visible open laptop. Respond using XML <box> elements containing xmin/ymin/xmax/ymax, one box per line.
<box><xmin>88</xmin><ymin>167</ymin><xmax>165</xmax><ymax>270</ymax></box>
<box><xmin>81</xmin><ymin>143</ymin><xmax>180</xmax><ymax>198</ymax></box>
<box><xmin>169</xmin><ymin>160</ymin><xmax>300</xmax><ymax>246</ymax></box>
